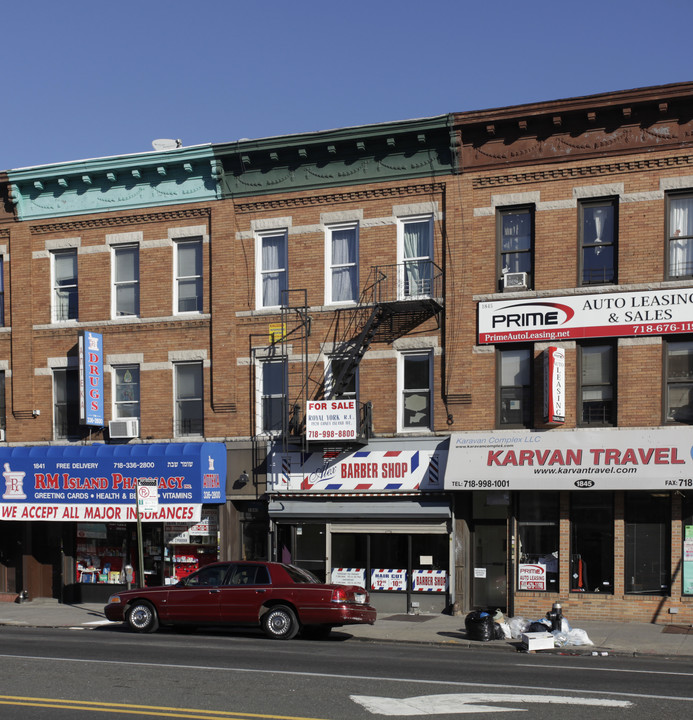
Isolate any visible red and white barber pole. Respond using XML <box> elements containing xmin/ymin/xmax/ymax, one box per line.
<box><xmin>543</xmin><ymin>346</ymin><xmax>565</xmax><ymax>425</ymax></box>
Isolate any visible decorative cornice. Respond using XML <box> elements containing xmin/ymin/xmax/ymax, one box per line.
<box><xmin>235</xmin><ymin>182</ymin><xmax>446</xmax><ymax>214</ymax></box>
<box><xmin>30</xmin><ymin>207</ymin><xmax>211</xmax><ymax>235</ymax></box>
<box><xmin>473</xmin><ymin>153</ymin><xmax>693</xmax><ymax>189</ymax></box>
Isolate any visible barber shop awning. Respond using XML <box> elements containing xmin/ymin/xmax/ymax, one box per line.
<box><xmin>0</xmin><ymin>443</ymin><xmax>226</xmax><ymax>523</ymax></box>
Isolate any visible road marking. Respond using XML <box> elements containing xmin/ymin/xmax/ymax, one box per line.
<box><xmin>350</xmin><ymin>693</ymin><xmax>633</xmax><ymax>715</ymax></box>
<box><xmin>0</xmin><ymin>695</ymin><xmax>328</xmax><ymax>720</ymax></box>
<box><xmin>0</xmin><ymin>653</ymin><xmax>692</xmax><ymax>706</ymax></box>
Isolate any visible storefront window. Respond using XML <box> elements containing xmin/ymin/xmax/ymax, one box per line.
<box><xmin>683</xmin><ymin>493</ymin><xmax>693</xmax><ymax>596</ymax></box>
<box><xmin>625</xmin><ymin>492</ymin><xmax>671</xmax><ymax>595</ymax></box>
<box><xmin>570</xmin><ymin>493</ymin><xmax>614</xmax><ymax>594</ymax></box>
<box><xmin>164</xmin><ymin>508</ymin><xmax>219</xmax><ymax>584</ymax></box>
<box><xmin>517</xmin><ymin>492</ymin><xmax>559</xmax><ymax>592</ymax></box>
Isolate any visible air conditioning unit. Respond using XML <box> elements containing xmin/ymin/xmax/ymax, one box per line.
<box><xmin>108</xmin><ymin>418</ymin><xmax>139</xmax><ymax>439</ymax></box>
<box><xmin>503</xmin><ymin>271</ymin><xmax>529</xmax><ymax>291</ymax></box>
<box><xmin>0</xmin><ymin>429</ymin><xmax>5</xmax><ymax>442</ymax></box>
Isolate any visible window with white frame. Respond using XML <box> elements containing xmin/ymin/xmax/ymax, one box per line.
<box><xmin>498</xmin><ymin>347</ymin><xmax>532</xmax><ymax>428</ymax></box>
<box><xmin>257</xmin><ymin>231</ymin><xmax>288</xmax><ymax>308</ymax></box>
<box><xmin>668</xmin><ymin>192</ymin><xmax>693</xmax><ymax>279</ymax></box>
<box><xmin>113</xmin><ymin>244</ymin><xmax>139</xmax><ymax>317</ymax></box>
<box><xmin>175</xmin><ymin>362</ymin><xmax>203</xmax><ymax>436</ymax></box>
<box><xmin>52</xmin><ymin>249</ymin><xmax>78</xmax><ymax>321</ymax></box>
<box><xmin>399</xmin><ymin>351</ymin><xmax>432</xmax><ymax>430</ymax></box>
<box><xmin>579</xmin><ymin>343</ymin><xmax>615</xmax><ymax>426</ymax></box>
<box><xmin>665</xmin><ymin>338</ymin><xmax>693</xmax><ymax>423</ymax></box>
<box><xmin>175</xmin><ymin>238</ymin><xmax>203</xmax><ymax>313</ymax></box>
<box><xmin>326</xmin><ymin>223</ymin><xmax>358</xmax><ymax>303</ymax></box>
<box><xmin>580</xmin><ymin>198</ymin><xmax>617</xmax><ymax>285</ymax></box>
<box><xmin>398</xmin><ymin>216</ymin><xmax>433</xmax><ymax>298</ymax></box>
<box><xmin>53</xmin><ymin>367</ymin><xmax>81</xmax><ymax>439</ymax></box>
<box><xmin>498</xmin><ymin>207</ymin><xmax>533</xmax><ymax>290</ymax></box>
<box><xmin>113</xmin><ymin>366</ymin><xmax>140</xmax><ymax>419</ymax></box>
<box><xmin>258</xmin><ymin>359</ymin><xmax>286</xmax><ymax>434</ymax></box>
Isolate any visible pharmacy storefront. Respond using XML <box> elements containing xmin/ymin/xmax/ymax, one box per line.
<box><xmin>269</xmin><ymin>437</ymin><xmax>451</xmax><ymax>614</ymax></box>
<box><xmin>0</xmin><ymin>443</ymin><xmax>226</xmax><ymax>603</ymax></box>
<box><xmin>446</xmin><ymin>427</ymin><xmax>693</xmax><ymax>624</ymax></box>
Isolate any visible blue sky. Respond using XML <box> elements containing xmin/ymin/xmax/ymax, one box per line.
<box><xmin>4</xmin><ymin>0</ymin><xmax>692</xmax><ymax>170</ymax></box>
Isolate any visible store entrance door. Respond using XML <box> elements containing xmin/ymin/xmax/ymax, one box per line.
<box><xmin>277</xmin><ymin>524</ymin><xmax>327</xmax><ymax>582</ymax></box>
<box><xmin>472</xmin><ymin>521</ymin><xmax>507</xmax><ymax>611</ymax></box>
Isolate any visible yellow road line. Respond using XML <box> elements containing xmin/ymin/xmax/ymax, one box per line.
<box><xmin>0</xmin><ymin>695</ymin><xmax>330</xmax><ymax>720</ymax></box>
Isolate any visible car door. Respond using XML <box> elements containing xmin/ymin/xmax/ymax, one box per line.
<box><xmin>218</xmin><ymin>563</ymin><xmax>272</xmax><ymax>625</ymax></box>
<box><xmin>163</xmin><ymin>564</ymin><xmax>230</xmax><ymax>624</ymax></box>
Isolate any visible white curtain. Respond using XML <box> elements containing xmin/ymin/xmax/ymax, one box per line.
<box><xmin>670</xmin><ymin>197</ymin><xmax>693</xmax><ymax>276</ymax></box>
<box><xmin>403</xmin><ymin>221</ymin><xmax>430</xmax><ymax>295</ymax></box>
<box><xmin>331</xmin><ymin>228</ymin><xmax>356</xmax><ymax>302</ymax></box>
<box><xmin>262</xmin><ymin>235</ymin><xmax>286</xmax><ymax>306</ymax></box>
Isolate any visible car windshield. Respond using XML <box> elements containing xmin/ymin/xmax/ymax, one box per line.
<box><xmin>283</xmin><ymin>564</ymin><xmax>320</xmax><ymax>584</ymax></box>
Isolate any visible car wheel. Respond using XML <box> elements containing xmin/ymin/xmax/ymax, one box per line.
<box><xmin>262</xmin><ymin>605</ymin><xmax>299</xmax><ymax>640</ymax></box>
<box><xmin>126</xmin><ymin>600</ymin><xmax>159</xmax><ymax>633</ymax></box>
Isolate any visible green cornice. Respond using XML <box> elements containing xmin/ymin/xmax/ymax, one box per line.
<box><xmin>213</xmin><ymin>115</ymin><xmax>457</xmax><ymax>198</ymax></box>
<box><xmin>7</xmin><ymin>145</ymin><xmax>219</xmax><ymax>221</ymax></box>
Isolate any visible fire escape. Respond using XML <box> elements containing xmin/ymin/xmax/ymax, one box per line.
<box><xmin>266</xmin><ymin>260</ymin><xmax>444</xmax><ymax>455</ymax></box>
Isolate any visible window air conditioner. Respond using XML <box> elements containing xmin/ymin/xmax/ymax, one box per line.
<box><xmin>108</xmin><ymin>418</ymin><xmax>139</xmax><ymax>439</ymax></box>
<box><xmin>0</xmin><ymin>429</ymin><xmax>5</xmax><ymax>442</ymax></box>
<box><xmin>503</xmin><ymin>271</ymin><xmax>529</xmax><ymax>291</ymax></box>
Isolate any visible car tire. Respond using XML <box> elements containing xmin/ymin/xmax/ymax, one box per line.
<box><xmin>261</xmin><ymin>605</ymin><xmax>299</xmax><ymax>640</ymax></box>
<box><xmin>126</xmin><ymin>600</ymin><xmax>159</xmax><ymax>633</ymax></box>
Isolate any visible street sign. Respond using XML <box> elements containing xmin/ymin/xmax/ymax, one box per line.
<box><xmin>137</xmin><ymin>478</ymin><xmax>158</xmax><ymax>511</ymax></box>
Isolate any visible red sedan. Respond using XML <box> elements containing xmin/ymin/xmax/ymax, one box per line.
<box><xmin>104</xmin><ymin>561</ymin><xmax>376</xmax><ymax>640</ymax></box>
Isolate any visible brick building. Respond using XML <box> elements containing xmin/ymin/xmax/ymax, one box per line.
<box><xmin>447</xmin><ymin>81</ymin><xmax>693</xmax><ymax>624</ymax></box>
<box><xmin>2</xmin><ymin>82</ymin><xmax>693</xmax><ymax>623</ymax></box>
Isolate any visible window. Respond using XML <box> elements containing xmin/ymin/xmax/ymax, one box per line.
<box><xmin>579</xmin><ymin>343</ymin><xmax>615</xmax><ymax>426</ymax></box>
<box><xmin>54</xmin><ymin>368</ymin><xmax>80</xmax><ymax>439</ymax></box>
<box><xmin>113</xmin><ymin>244</ymin><xmax>139</xmax><ymax>317</ymax></box>
<box><xmin>0</xmin><ymin>256</ymin><xmax>4</xmax><ymax>326</ymax></box>
<box><xmin>580</xmin><ymin>199</ymin><xmax>617</xmax><ymax>285</ymax></box>
<box><xmin>517</xmin><ymin>492</ymin><xmax>559</xmax><ymax>592</ymax></box>
<box><xmin>398</xmin><ymin>216</ymin><xmax>433</xmax><ymax>298</ymax></box>
<box><xmin>570</xmin><ymin>493</ymin><xmax>613</xmax><ymax>594</ymax></box>
<box><xmin>327</xmin><ymin>357</ymin><xmax>357</xmax><ymax>401</ymax></box>
<box><xmin>326</xmin><ymin>224</ymin><xmax>358</xmax><ymax>304</ymax></box>
<box><xmin>0</xmin><ymin>371</ymin><xmax>5</xmax><ymax>436</ymax></box>
<box><xmin>625</xmin><ymin>492</ymin><xmax>671</xmax><ymax>595</ymax></box>
<box><xmin>174</xmin><ymin>363</ymin><xmax>203</xmax><ymax>436</ymax></box>
<box><xmin>259</xmin><ymin>359</ymin><xmax>286</xmax><ymax>434</ymax></box>
<box><xmin>52</xmin><ymin>249</ymin><xmax>78</xmax><ymax>321</ymax></box>
<box><xmin>498</xmin><ymin>207</ymin><xmax>533</xmax><ymax>290</ymax></box>
<box><xmin>668</xmin><ymin>193</ymin><xmax>693</xmax><ymax>278</ymax></box>
<box><xmin>175</xmin><ymin>239</ymin><xmax>203</xmax><ymax>313</ymax></box>
<box><xmin>498</xmin><ymin>347</ymin><xmax>532</xmax><ymax>427</ymax></box>
<box><xmin>682</xmin><ymin>493</ymin><xmax>693</xmax><ymax>596</ymax></box>
<box><xmin>257</xmin><ymin>231</ymin><xmax>288</xmax><ymax>308</ymax></box>
<box><xmin>665</xmin><ymin>338</ymin><xmax>693</xmax><ymax>423</ymax></box>
<box><xmin>399</xmin><ymin>351</ymin><xmax>432</xmax><ymax>430</ymax></box>
<box><xmin>113</xmin><ymin>366</ymin><xmax>140</xmax><ymax>419</ymax></box>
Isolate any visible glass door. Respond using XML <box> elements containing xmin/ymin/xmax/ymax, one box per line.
<box><xmin>472</xmin><ymin>521</ymin><xmax>507</xmax><ymax>611</ymax></box>
<box><xmin>277</xmin><ymin>524</ymin><xmax>327</xmax><ymax>582</ymax></box>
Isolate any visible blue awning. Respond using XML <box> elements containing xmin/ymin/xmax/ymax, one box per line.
<box><xmin>0</xmin><ymin>443</ymin><xmax>226</xmax><ymax>523</ymax></box>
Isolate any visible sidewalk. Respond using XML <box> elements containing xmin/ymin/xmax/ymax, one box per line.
<box><xmin>1</xmin><ymin>598</ymin><xmax>692</xmax><ymax>657</ymax></box>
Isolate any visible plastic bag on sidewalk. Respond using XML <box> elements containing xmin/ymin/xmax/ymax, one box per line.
<box><xmin>465</xmin><ymin>611</ymin><xmax>494</xmax><ymax>641</ymax></box>
<box><xmin>565</xmin><ymin>628</ymin><xmax>593</xmax><ymax>646</ymax></box>
<box><xmin>507</xmin><ymin>616</ymin><xmax>531</xmax><ymax>639</ymax></box>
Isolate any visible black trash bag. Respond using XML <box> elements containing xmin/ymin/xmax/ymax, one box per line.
<box><xmin>527</xmin><ymin>621</ymin><xmax>550</xmax><ymax>633</ymax></box>
<box><xmin>493</xmin><ymin>621</ymin><xmax>506</xmax><ymax>640</ymax></box>
<box><xmin>465</xmin><ymin>611</ymin><xmax>494</xmax><ymax>641</ymax></box>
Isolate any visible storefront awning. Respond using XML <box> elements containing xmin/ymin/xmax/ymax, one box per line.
<box><xmin>0</xmin><ymin>443</ymin><xmax>226</xmax><ymax>523</ymax></box>
<box><xmin>268</xmin><ymin>497</ymin><xmax>451</xmax><ymax>520</ymax></box>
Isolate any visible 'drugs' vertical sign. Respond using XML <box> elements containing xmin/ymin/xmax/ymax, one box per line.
<box><xmin>79</xmin><ymin>330</ymin><xmax>104</xmax><ymax>427</ymax></box>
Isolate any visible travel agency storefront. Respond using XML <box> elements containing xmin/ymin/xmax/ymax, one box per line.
<box><xmin>446</xmin><ymin>427</ymin><xmax>693</xmax><ymax>625</ymax></box>
<box><xmin>0</xmin><ymin>443</ymin><xmax>226</xmax><ymax>603</ymax></box>
<box><xmin>268</xmin><ymin>436</ymin><xmax>451</xmax><ymax>614</ymax></box>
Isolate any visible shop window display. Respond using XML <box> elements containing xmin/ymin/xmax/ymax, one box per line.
<box><xmin>625</xmin><ymin>492</ymin><xmax>671</xmax><ymax>595</ymax></box>
<box><xmin>164</xmin><ymin>508</ymin><xmax>219</xmax><ymax>583</ymax></box>
<box><xmin>517</xmin><ymin>492</ymin><xmax>559</xmax><ymax>592</ymax></box>
<box><xmin>570</xmin><ymin>492</ymin><xmax>614</xmax><ymax>594</ymax></box>
<box><xmin>683</xmin><ymin>493</ymin><xmax>693</xmax><ymax>596</ymax></box>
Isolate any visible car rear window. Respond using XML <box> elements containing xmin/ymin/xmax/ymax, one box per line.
<box><xmin>283</xmin><ymin>565</ymin><xmax>320</xmax><ymax>584</ymax></box>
